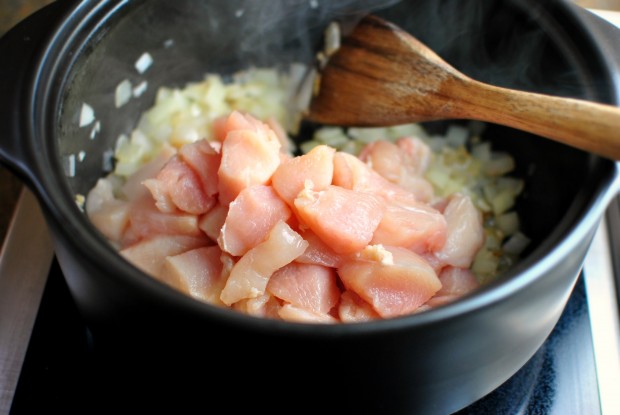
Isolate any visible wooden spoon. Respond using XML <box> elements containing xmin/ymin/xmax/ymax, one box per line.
<box><xmin>306</xmin><ymin>14</ymin><xmax>620</xmax><ymax>160</ymax></box>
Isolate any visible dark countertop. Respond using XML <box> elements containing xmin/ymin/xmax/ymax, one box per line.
<box><xmin>0</xmin><ymin>0</ymin><xmax>53</xmax><ymax>245</ymax></box>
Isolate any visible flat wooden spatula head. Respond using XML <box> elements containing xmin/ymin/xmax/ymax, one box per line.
<box><xmin>305</xmin><ymin>14</ymin><xmax>465</xmax><ymax>126</ymax></box>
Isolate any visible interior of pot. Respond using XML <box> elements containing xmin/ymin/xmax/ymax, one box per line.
<box><xmin>55</xmin><ymin>0</ymin><xmax>616</xmax><ymax>291</ymax></box>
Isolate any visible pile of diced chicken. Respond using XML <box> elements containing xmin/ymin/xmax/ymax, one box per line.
<box><xmin>87</xmin><ymin>111</ymin><xmax>484</xmax><ymax>323</ymax></box>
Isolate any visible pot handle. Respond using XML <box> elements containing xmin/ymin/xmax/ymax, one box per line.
<box><xmin>0</xmin><ymin>1</ymin><xmax>77</xmax><ymax>186</ymax></box>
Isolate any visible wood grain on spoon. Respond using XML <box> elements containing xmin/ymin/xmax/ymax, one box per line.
<box><xmin>306</xmin><ymin>14</ymin><xmax>620</xmax><ymax>161</ymax></box>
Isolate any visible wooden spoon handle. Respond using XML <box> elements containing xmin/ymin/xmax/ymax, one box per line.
<box><xmin>455</xmin><ymin>79</ymin><xmax>620</xmax><ymax>160</ymax></box>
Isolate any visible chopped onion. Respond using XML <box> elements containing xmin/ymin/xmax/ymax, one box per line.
<box><xmin>90</xmin><ymin>121</ymin><xmax>101</xmax><ymax>140</ymax></box>
<box><xmin>386</xmin><ymin>123</ymin><xmax>428</xmax><ymax>141</ymax></box>
<box><xmin>79</xmin><ymin>103</ymin><xmax>95</xmax><ymax>127</ymax></box>
<box><xmin>445</xmin><ymin>125</ymin><xmax>468</xmax><ymax>147</ymax></box>
<box><xmin>314</xmin><ymin>127</ymin><xmax>349</xmax><ymax>147</ymax></box>
<box><xmin>63</xmin><ymin>154</ymin><xmax>76</xmax><ymax>177</ymax></box>
<box><xmin>484</xmin><ymin>152</ymin><xmax>515</xmax><ymax>176</ymax></box>
<box><xmin>115</xmin><ymin>79</ymin><xmax>133</xmax><ymax>108</ymax></box>
<box><xmin>502</xmin><ymin>232</ymin><xmax>531</xmax><ymax>255</ymax></box>
<box><xmin>347</xmin><ymin>127</ymin><xmax>388</xmax><ymax>143</ymax></box>
<box><xmin>496</xmin><ymin>211</ymin><xmax>520</xmax><ymax>236</ymax></box>
<box><xmin>74</xmin><ymin>193</ymin><xmax>85</xmax><ymax>211</ymax></box>
<box><xmin>133</xmin><ymin>81</ymin><xmax>148</xmax><ymax>98</ymax></box>
<box><xmin>471</xmin><ymin>248</ymin><xmax>500</xmax><ymax>283</ymax></box>
<box><xmin>135</xmin><ymin>52</ymin><xmax>153</xmax><ymax>74</ymax></box>
<box><xmin>324</xmin><ymin>22</ymin><xmax>341</xmax><ymax>57</ymax></box>
<box><xmin>471</xmin><ymin>141</ymin><xmax>491</xmax><ymax>162</ymax></box>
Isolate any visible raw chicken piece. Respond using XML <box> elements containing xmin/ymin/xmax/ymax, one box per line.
<box><xmin>425</xmin><ymin>267</ymin><xmax>480</xmax><ymax>307</ymax></box>
<box><xmin>266</xmin><ymin>116</ymin><xmax>293</xmax><ymax>154</ymax></box>
<box><xmin>143</xmin><ymin>155</ymin><xmax>215</xmax><ymax>215</ymax></box>
<box><xmin>160</xmin><ymin>245</ymin><xmax>226</xmax><ymax>306</ymax></box>
<box><xmin>396</xmin><ymin>136</ymin><xmax>432</xmax><ymax>176</ymax></box>
<box><xmin>372</xmin><ymin>199</ymin><xmax>447</xmax><ymax>254</ymax></box>
<box><xmin>295</xmin><ymin>229</ymin><xmax>343</xmax><ymax>268</ymax></box>
<box><xmin>267</xmin><ymin>262</ymin><xmax>340</xmax><ymax>315</ymax></box>
<box><xmin>418</xmin><ymin>251</ymin><xmax>446</xmax><ymax>274</ymax></box>
<box><xmin>278</xmin><ymin>303</ymin><xmax>339</xmax><ymax>324</ymax></box>
<box><xmin>214</xmin><ymin>110</ymin><xmax>287</xmax><ymax>148</ymax></box>
<box><xmin>120</xmin><ymin>234</ymin><xmax>209</xmax><ymax>277</ymax></box>
<box><xmin>436</xmin><ymin>266</ymin><xmax>480</xmax><ymax>296</ymax></box>
<box><xmin>122</xmin><ymin>194</ymin><xmax>203</xmax><ymax>246</ymax></box>
<box><xmin>232</xmin><ymin>293</ymin><xmax>282</xmax><ymax>319</ymax></box>
<box><xmin>216</xmin><ymin>111</ymin><xmax>282</xmax><ymax>205</ymax></box>
<box><xmin>218</xmin><ymin>185</ymin><xmax>291</xmax><ymax>256</ymax></box>
<box><xmin>86</xmin><ymin>176</ymin><xmax>119</xmax><ymax>213</ymax></box>
<box><xmin>211</xmin><ymin>115</ymin><xmax>228</xmax><ymax>143</ymax></box>
<box><xmin>86</xmin><ymin>177</ymin><xmax>131</xmax><ymax>243</ymax></box>
<box><xmin>424</xmin><ymin>296</ymin><xmax>459</xmax><ymax>308</ymax></box>
<box><xmin>333</xmin><ymin>151</ymin><xmax>419</xmax><ymax>206</ymax></box>
<box><xmin>358</xmin><ymin>140</ymin><xmax>403</xmax><ymax>183</ymax></box>
<box><xmin>333</xmin><ymin>151</ymin><xmax>392</xmax><ymax>193</ymax></box>
<box><xmin>434</xmin><ymin>193</ymin><xmax>485</xmax><ymax>268</ymax></box>
<box><xmin>396</xmin><ymin>136</ymin><xmax>434</xmax><ymax>202</ymax></box>
<box><xmin>272</xmin><ymin>144</ymin><xmax>335</xmax><ymax>206</ymax></box>
<box><xmin>216</xmin><ymin>110</ymin><xmax>265</xmax><ymax>139</ymax></box>
<box><xmin>89</xmin><ymin>202</ymin><xmax>131</xmax><ymax>243</ymax></box>
<box><xmin>294</xmin><ymin>184</ymin><xmax>385</xmax><ymax>255</ymax></box>
<box><xmin>219</xmin><ymin>251</ymin><xmax>236</xmax><ymax>287</ymax></box>
<box><xmin>338</xmin><ymin>290</ymin><xmax>380</xmax><ymax>323</ymax></box>
<box><xmin>338</xmin><ymin>245</ymin><xmax>441</xmax><ymax>318</ymax></box>
<box><xmin>220</xmin><ymin>220</ymin><xmax>308</xmax><ymax>305</ymax></box>
<box><xmin>358</xmin><ymin>139</ymin><xmax>434</xmax><ymax>202</ymax></box>
<box><xmin>121</xmin><ymin>144</ymin><xmax>177</xmax><ymax>201</ymax></box>
<box><xmin>178</xmin><ymin>139</ymin><xmax>221</xmax><ymax>197</ymax></box>
<box><xmin>397</xmin><ymin>175</ymin><xmax>434</xmax><ymax>204</ymax></box>
<box><xmin>198</xmin><ymin>203</ymin><xmax>228</xmax><ymax>241</ymax></box>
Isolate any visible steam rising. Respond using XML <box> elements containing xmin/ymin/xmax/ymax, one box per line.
<box><xmin>225</xmin><ymin>0</ymin><xmax>402</xmax><ymax>67</ymax></box>
<box><xmin>115</xmin><ymin>0</ymin><xmax>593</xmax><ymax>101</ymax></box>
<box><xmin>200</xmin><ymin>0</ymin><xmax>591</xmax><ymax>101</ymax></box>
<box><xmin>373</xmin><ymin>1</ymin><xmax>590</xmax><ymax>98</ymax></box>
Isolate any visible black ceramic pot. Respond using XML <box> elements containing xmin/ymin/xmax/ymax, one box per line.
<box><xmin>1</xmin><ymin>1</ymin><xmax>619</xmax><ymax>414</ymax></box>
